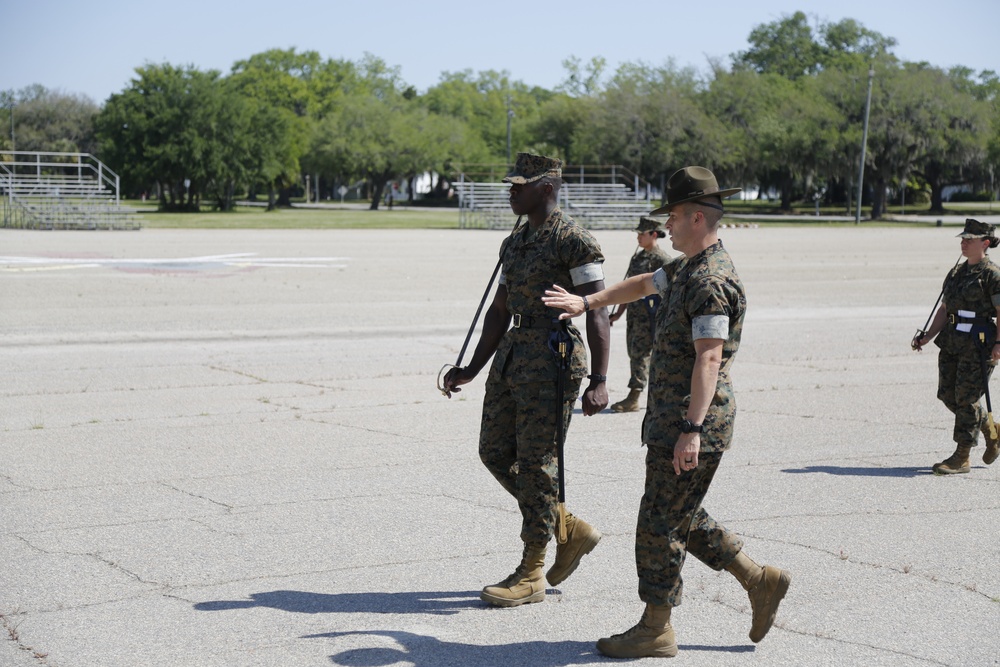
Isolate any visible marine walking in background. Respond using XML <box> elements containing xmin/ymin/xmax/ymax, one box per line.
<box><xmin>608</xmin><ymin>216</ymin><xmax>673</xmax><ymax>413</ymax></box>
<box><xmin>912</xmin><ymin>218</ymin><xmax>1000</xmax><ymax>474</ymax></box>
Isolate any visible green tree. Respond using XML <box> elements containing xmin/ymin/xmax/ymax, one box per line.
<box><xmin>310</xmin><ymin>94</ymin><xmax>481</xmax><ymax>209</ymax></box>
<box><xmin>735</xmin><ymin>11</ymin><xmax>823</xmax><ymax>80</ymax></box>
<box><xmin>1</xmin><ymin>84</ymin><xmax>98</xmax><ymax>154</ymax></box>
<box><xmin>737</xmin><ymin>12</ymin><xmax>897</xmax><ymax>79</ymax></box>
<box><xmin>859</xmin><ymin>62</ymin><xmax>947</xmax><ymax>218</ymax></box>
<box><xmin>912</xmin><ymin>66</ymin><xmax>991</xmax><ymax>213</ymax></box>
<box><xmin>557</xmin><ymin>56</ymin><xmax>607</xmax><ymax>97</ymax></box>
<box><xmin>573</xmin><ymin>61</ymin><xmax>730</xmax><ymax>192</ymax></box>
<box><xmin>422</xmin><ymin>70</ymin><xmax>550</xmax><ymax>165</ymax></box>
<box><xmin>227</xmin><ymin>48</ymin><xmax>318</xmax><ymax>207</ymax></box>
<box><xmin>962</xmin><ymin>68</ymin><xmax>1000</xmax><ymax>197</ymax></box>
<box><xmin>95</xmin><ymin>64</ymin><xmax>235</xmax><ymax>209</ymax></box>
<box><xmin>819</xmin><ymin>18</ymin><xmax>897</xmax><ymax>70</ymax></box>
<box><xmin>530</xmin><ymin>93</ymin><xmax>585</xmax><ymax>164</ymax></box>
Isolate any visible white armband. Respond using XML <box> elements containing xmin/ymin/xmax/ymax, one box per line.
<box><xmin>570</xmin><ymin>261</ymin><xmax>604</xmax><ymax>286</ymax></box>
<box><xmin>692</xmin><ymin>314</ymin><xmax>729</xmax><ymax>340</ymax></box>
<box><xmin>652</xmin><ymin>267</ymin><xmax>670</xmax><ymax>295</ymax></box>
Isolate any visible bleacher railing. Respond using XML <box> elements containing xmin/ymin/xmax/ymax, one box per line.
<box><xmin>0</xmin><ymin>151</ymin><xmax>140</xmax><ymax>229</ymax></box>
<box><xmin>455</xmin><ymin>164</ymin><xmax>654</xmax><ymax>229</ymax></box>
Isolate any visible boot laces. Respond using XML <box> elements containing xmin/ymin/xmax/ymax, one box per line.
<box><xmin>498</xmin><ymin>564</ymin><xmax>533</xmax><ymax>587</ymax></box>
<box><xmin>610</xmin><ymin>620</ymin><xmax>654</xmax><ymax>640</ymax></box>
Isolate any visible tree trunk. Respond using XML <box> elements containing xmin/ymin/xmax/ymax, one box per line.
<box><xmin>370</xmin><ymin>179</ymin><xmax>385</xmax><ymax>210</ymax></box>
<box><xmin>870</xmin><ymin>178</ymin><xmax>887</xmax><ymax>220</ymax></box>
<box><xmin>923</xmin><ymin>163</ymin><xmax>945</xmax><ymax>215</ymax></box>
<box><xmin>929</xmin><ymin>184</ymin><xmax>945</xmax><ymax>214</ymax></box>
<box><xmin>780</xmin><ymin>174</ymin><xmax>794</xmax><ymax>212</ymax></box>
<box><xmin>267</xmin><ymin>184</ymin><xmax>277</xmax><ymax>211</ymax></box>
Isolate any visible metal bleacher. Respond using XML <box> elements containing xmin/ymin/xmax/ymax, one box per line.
<box><xmin>1</xmin><ymin>151</ymin><xmax>141</xmax><ymax>230</ymax></box>
<box><xmin>456</xmin><ymin>164</ymin><xmax>654</xmax><ymax>229</ymax></box>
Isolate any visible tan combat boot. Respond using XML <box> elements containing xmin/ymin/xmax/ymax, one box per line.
<box><xmin>932</xmin><ymin>445</ymin><xmax>972</xmax><ymax>475</ymax></box>
<box><xmin>596</xmin><ymin>603</ymin><xmax>678</xmax><ymax>658</ymax></box>
<box><xmin>546</xmin><ymin>514</ymin><xmax>602</xmax><ymax>585</ymax></box>
<box><xmin>611</xmin><ymin>389</ymin><xmax>642</xmax><ymax>413</ymax></box>
<box><xmin>480</xmin><ymin>544</ymin><xmax>546</xmax><ymax>607</ymax></box>
<box><xmin>726</xmin><ymin>550</ymin><xmax>791</xmax><ymax>643</ymax></box>
<box><xmin>981</xmin><ymin>422</ymin><xmax>1000</xmax><ymax>465</ymax></box>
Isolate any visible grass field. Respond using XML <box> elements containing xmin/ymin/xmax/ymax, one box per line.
<box><xmin>127</xmin><ymin>199</ymin><xmax>999</xmax><ymax>230</ymax></box>
<box><xmin>136</xmin><ymin>204</ymin><xmax>461</xmax><ymax>229</ymax></box>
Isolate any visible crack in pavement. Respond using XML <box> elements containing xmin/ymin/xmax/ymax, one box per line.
<box><xmin>736</xmin><ymin>532</ymin><xmax>1000</xmax><ymax>602</ymax></box>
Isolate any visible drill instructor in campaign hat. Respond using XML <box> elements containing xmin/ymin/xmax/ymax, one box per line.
<box><xmin>544</xmin><ymin>166</ymin><xmax>791</xmax><ymax>658</ymax></box>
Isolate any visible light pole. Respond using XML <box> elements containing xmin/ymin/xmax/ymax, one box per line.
<box><xmin>7</xmin><ymin>98</ymin><xmax>13</xmax><ymax>152</ymax></box>
<box><xmin>506</xmin><ymin>94</ymin><xmax>514</xmax><ymax>164</ymax></box>
<box><xmin>855</xmin><ymin>65</ymin><xmax>875</xmax><ymax>224</ymax></box>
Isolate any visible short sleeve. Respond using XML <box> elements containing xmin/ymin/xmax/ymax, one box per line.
<box><xmin>652</xmin><ymin>267</ymin><xmax>670</xmax><ymax>296</ymax></box>
<box><xmin>651</xmin><ymin>258</ymin><xmax>682</xmax><ymax>297</ymax></box>
<box><xmin>559</xmin><ymin>226</ymin><xmax>605</xmax><ymax>286</ymax></box>
<box><xmin>988</xmin><ymin>264</ymin><xmax>1000</xmax><ymax>307</ymax></box>
<box><xmin>686</xmin><ymin>276</ymin><xmax>735</xmax><ymax>321</ymax></box>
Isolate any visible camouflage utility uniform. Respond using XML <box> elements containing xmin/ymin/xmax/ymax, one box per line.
<box><xmin>480</xmin><ymin>208</ymin><xmax>605</xmax><ymax>547</ymax></box>
<box><xmin>934</xmin><ymin>258</ymin><xmax>1000</xmax><ymax>448</ymax></box>
<box><xmin>623</xmin><ymin>247</ymin><xmax>674</xmax><ymax>391</ymax></box>
<box><xmin>637</xmin><ymin>240</ymin><xmax>747</xmax><ymax>607</ymax></box>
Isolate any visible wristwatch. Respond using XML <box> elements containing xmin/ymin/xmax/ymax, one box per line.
<box><xmin>679</xmin><ymin>419</ymin><xmax>703</xmax><ymax>434</ymax></box>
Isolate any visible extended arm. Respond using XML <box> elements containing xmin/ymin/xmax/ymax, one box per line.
<box><xmin>542</xmin><ymin>273</ymin><xmax>657</xmax><ymax>318</ymax></box>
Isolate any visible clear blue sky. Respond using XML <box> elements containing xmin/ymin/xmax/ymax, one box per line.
<box><xmin>3</xmin><ymin>0</ymin><xmax>998</xmax><ymax>104</ymax></box>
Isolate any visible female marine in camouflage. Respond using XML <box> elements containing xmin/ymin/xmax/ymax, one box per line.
<box><xmin>912</xmin><ymin>218</ymin><xmax>1000</xmax><ymax>474</ymax></box>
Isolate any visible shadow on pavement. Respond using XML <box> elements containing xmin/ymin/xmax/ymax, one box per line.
<box><xmin>781</xmin><ymin>465</ymin><xmax>929</xmax><ymax>478</ymax></box>
<box><xmin>306</xmin><ymin>630</ymin><xmax>753</xmax><ymax>666</ymax></box>
<box><xmin>194</xmin><ymin>590</ymin><xmax>483</xmax><ymax>616</ymax></box>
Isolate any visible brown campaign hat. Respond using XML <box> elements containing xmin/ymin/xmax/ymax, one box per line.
<box><xmin>502</xmin><ymin>153</ymin><xmax>563</xmax><ymax>184</ymax></box>
<box><xmin>650</xmin><ymin>166</ymin><xmax>741</xmax><ymax>216</ymax></box>
<box><xmin>633</xmin><ymin>216</ymin><xmax>664</xmax><ymax>233</ymax></box>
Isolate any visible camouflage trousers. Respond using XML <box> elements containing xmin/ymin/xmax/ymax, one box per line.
<box><xmin>625</xmin><ymin>309</ymin><xmax>655</xmax><ymax>390</ymax></box>
<box><xmin>937</xmin><ymin>346</ymin><xmax>994</xmax><ymax>446</ymax></box>
<box><xmin>636</xmin><ymin>449</ymin><xmax>744</xmax><ymax>607</ymax></box>
<box><xmin>479</xmin><ymin>372</ymin><xmax>580</xmax><ymax>547</ymax></box>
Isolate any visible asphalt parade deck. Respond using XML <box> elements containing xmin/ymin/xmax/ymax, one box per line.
<box><xmin>2</xmin><ymin>225</ymin><xmax>999</xmax><ymax>666</ymax></box>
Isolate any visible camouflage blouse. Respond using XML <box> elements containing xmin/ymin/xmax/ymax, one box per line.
<box><xmin>624</xmin><ymin>246</ymin><xmax>673</xmax><ymax>325</ymax></box>
<box><xmin>935</xmin><ymin>257</ymin><xmax>1000</xmax><ymax>353</ymax></box>
<box><xmin>643</xmin><ymin>241</ymin><xmax>746</xmax><ymax>452</ymax></box>
<box><xmin>490</xmin><ymin>208</ymin><xmax>605</xmax><ymax>385</ymax></box>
